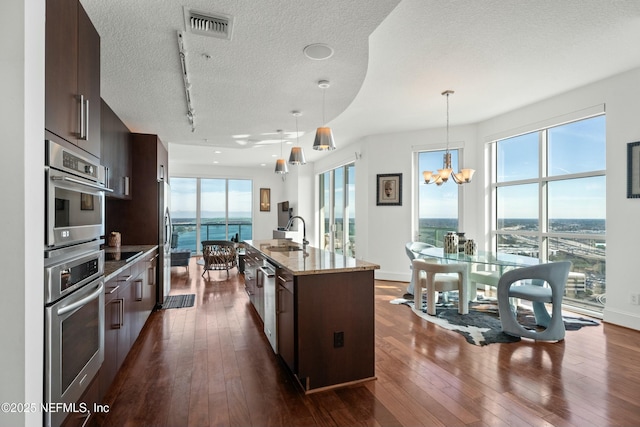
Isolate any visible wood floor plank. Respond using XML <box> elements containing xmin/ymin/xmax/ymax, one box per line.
<box><xmin>98</xmin><ymin>260</ymin><xmax>640</xmax><ymax>427</ymax></box>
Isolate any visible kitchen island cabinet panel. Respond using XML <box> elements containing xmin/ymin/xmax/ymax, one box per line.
<box><xmin>244</xmin><ymin>239</ymin><xmax>379</xmax><ymax>393</ymax></box>
<box><xmin>295</xmin><ymin>270</ymin><xmax>375</xmax><ymax>391</ymax></box>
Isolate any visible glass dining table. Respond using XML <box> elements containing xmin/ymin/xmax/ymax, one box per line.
<box><xmin>418</xmin><ymin>247</ymin><xmax>539</xmax><ymax>300</ymax></box>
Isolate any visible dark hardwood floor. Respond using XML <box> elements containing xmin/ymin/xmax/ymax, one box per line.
<box><xmin>98</xmin><ymin>258</ymin><xmax>640</xmax><ymax>427</ymax></box>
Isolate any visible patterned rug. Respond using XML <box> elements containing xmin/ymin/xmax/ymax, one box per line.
<box><xmin>390</xmin><ymin>297</ymin><xmax>599</xmax><ymax>346</ymax></box>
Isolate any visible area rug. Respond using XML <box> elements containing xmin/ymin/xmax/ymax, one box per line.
<box><xmin>390</xmin><ymin>297</ymin><xmax>599</xmax><ymax>346</ymax></box>
<box><xmin>162</xmin><ymin>294</ymin><xmax>195</xmax><ymax>309</ymax></box>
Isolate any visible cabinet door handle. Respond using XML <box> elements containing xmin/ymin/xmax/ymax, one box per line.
<box><xmin>135</xmin><ymin>280</ymin><xmax>143</xmax><ymax>301</ymax></box>
<box><xmin>112</xmin><ymin>299</ymin><xmax>123</xmax><ymax>329</ymax></box>
<box><xmin>83</xmin><ymin>98</ymin><xmax>89</xmax><ymax>141</ymax></box>
<box><xmin>119</xmin><ymin>298</ymin><xmax>125</xmax><ymax>328</ymax></box>
<box><xmin>77</xmin><ymin>94</ymin><xmax>85</xmax><ymax>139</ymax></box>
<box><xmin>124</xmin><ymin>176</ymin><xmax>130</xmax><ymax>196</ymax></box>
<box><xmin>106</xmin><ymin>285</ymin><xmax>120</xmax><ymax>294</ymax></box>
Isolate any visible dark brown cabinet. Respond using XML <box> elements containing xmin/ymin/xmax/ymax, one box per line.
<box><xmin>105</xmin><ymin>133</ymin><xmax>168</xmax><ymax>245</ymax></box>
<box><xmin>245</xmin><ymin>247</ymin><xmax>264</xmax><ymax>320</ymax></box>
<box><xmin>102</xmin><ymin>266</ymin><xmax>132</xmax><ymax>399</ymax></box>
<box><xmin>45</xmin><ymin>0</ymin><xmax>101</xmax><ymax>159</ymax></box>
<box><xmin>101</xmin><ymin>99</ymin><xmax>132</xmax><ymax>199</ymax></box>
<box><xmin>101</xmin><ymin>249</ymin><xmax>157</xmax><ymax>400</ymax></box>
<box><xmin>276</xmin><ymin>268</ymin><xmax>295</xmax><ymax>372</ymax></box>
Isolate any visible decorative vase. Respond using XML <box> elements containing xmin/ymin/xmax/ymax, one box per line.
<box><xmin>109</xmin><ymin>231</ymin><xmax>121</xmax><ymax>248</ymax></box>
<box><xmin>444</xmin><ymin>232</ymin><xmax>458</xmax><ymax>254</ymax></box>
<box><xmin>464</xmin><ymin>239</ymin><xmax>477</xmax><ymax>255</ymax></box>
<box><xmin>456</xmin><ymin>232</ymin><xmax>466</xmax><ymax>253</ymax></box>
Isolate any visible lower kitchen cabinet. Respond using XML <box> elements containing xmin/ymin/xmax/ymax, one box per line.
<box><xmin>101</xmin><ymin>249</ymin><xmax>157</xmax><ymax>399</ymax></box>
<box><xmin>276</xmin><ymin>268</ymin><xmax>295</xmax><ymax>372</ymax></box>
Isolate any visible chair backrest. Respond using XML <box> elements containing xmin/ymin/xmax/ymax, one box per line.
<box><xmin>498</xmin><ymin>261</ymin><xmax>572</xmax><ymax>295</ymax></box>
<box><xmin>405</xmin><ymin>242</ymin><xmax>433</xmax><ymax>261</ymax></box>
<box><xmin>412</xmin><ymin>258</ymin><xmax>467</xmax><ymax>275</ymax></box>
<box><xmin>202</xmin><ymin>240</ymin><xmax>236</xmax><ymax>255</ymax></box>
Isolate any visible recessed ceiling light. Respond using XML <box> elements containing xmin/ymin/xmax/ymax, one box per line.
<box><xmin>304</xmin><ymin>43</ymin><xmax>334</xmax><ymax>60</ymax></box>
<box><xmin>212</xmin><ymin>160</ymin><xmax>219</xmax><ymax>164</ymax></box>
<box><xmin>214</xmin><ymin>150</ymin><xmax>222</xmax><ymax>154</ymax></box>
<box><xmin>233</xmin><ymin>134</ymin><xmax>250</xmax><ymax>138</ymax></box>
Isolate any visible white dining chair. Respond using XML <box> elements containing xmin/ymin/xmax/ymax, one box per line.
<box><xmin>497</xmin><ymin>261</ymin><xmax>571</xmax><ymax>341</ymax></box>
<box><xmin>412</xmin><ymin>258</ymin><xmax>468</xmax><ymax>315</ymax></box>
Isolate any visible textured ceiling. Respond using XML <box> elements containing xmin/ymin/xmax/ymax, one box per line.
<box><xmin>80</xmin><ymin>0</ymin><xmax>640</xmax><ymax>169</ymax></box>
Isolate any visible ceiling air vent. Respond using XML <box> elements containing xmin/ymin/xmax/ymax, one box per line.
<box><xmin>183</xmin><ymin>7</ymin><xmax>233</xmax><ymax>40</ymax></box>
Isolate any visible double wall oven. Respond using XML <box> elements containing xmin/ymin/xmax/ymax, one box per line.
<box><xmin>44</xmin><ymin>139</ymin><xmax>111</xmax><ymax>427</ymax></box>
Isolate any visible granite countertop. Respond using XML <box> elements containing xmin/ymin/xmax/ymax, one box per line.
<box><xmin>103</xmin><ymin>245</ymin><xmax>158</xmax><ymax>281</ymax></box>
<box><xmin>244</xmin><ymin>239</ymin><xmax>379</xmax><ymax>276</ymax></box>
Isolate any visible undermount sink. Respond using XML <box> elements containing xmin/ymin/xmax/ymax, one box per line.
<box><xmin>267</xmin><ymin>245</ymin><xmax>304</xmax><ymax>252</ymax></box>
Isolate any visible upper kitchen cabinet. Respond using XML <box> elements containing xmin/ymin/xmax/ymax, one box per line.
<box><xmin>106</xmin><ymin>133</ymin><xmax>168</xmax><ymax>245</ymax></box>
<box><xmin>45</xmin><ymin>0</ymin><xmax>101</xmax><ymax>160</ymax></box>
<box><xmin>101</xmin><ymin>99</ymin><xmax>132</xmax><ymax>199</ymax></box>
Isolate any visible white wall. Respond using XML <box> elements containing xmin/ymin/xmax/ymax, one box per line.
<box><xmin>477</xmin><ymin>67</ymin><xmax>640</xmax><ymax>330</ymax></box>
<box><xmin>0</xmin><ymin>1</ymin><xmax>45</xmax><ymax>426</ymax></box>
<box><xmin>320</xmin><ymin>126</ymin><xmax>478</xmax><ymax>281</ymax></box>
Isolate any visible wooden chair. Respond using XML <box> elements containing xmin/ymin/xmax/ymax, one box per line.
<box><xmin>201</xmin><ymin>240</ymin><xmax>238</xmax><ymax>279</ymax></box>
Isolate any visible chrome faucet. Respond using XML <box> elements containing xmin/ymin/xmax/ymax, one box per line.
<box><xmin>286</xmin><ymin>215</ymin><xmax>309</xmax><ymax>246</ymax></box>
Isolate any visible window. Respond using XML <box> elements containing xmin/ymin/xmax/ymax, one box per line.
<box><xmin>170</xmin><ymin>177</ymin><xmax>253</xmax><ymax>253</ymax></box>
<box><xmin>492</xmin><ymin>115</ymin><xmax>606</xmax><ymax>313</ymax></box>
<box><xmin>319</xmin><ymin>163</ymin><xmax>355</xmax><ymax>256</ymax></box>
<box><xmin>416</xmin><ymin>149</ymin><xmax>460</xmax><ymax>246</ymax></box>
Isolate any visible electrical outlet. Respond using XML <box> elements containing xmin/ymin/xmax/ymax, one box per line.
<box><xmin>630</xmin><ymin>293</ymin><xmax>640</xmax><ymax>305</ymax></box>
<box><xmin>333</xmin><ymin>331</ymin><xmax>344</xmax><ymax>348</ymax></box>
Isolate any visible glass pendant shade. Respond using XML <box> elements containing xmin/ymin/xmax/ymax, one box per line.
<box><xmin>274</xmin><ymin>158</ymin><xmax>288</xmax><ymax>174</ymax></box>
<box><xmin>313</xmin><ymin>127</ymin><xmax>336</xmax><ymax>151</ymax></box>
<box><xmin>288</xmin><ymin>146</ymin><xmax>306</xmax><ymax>165</ymax></box>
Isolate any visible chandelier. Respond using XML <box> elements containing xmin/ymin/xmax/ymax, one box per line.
<box><xmin>422</xmin><ymin>90</ymin><xmax>475</xmax><ymax>185</ymax></box>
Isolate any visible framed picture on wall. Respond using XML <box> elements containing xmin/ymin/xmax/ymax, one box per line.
<box><xmin>376</xmin><ymin>173</ymin><xmax>402</xmax><ymax>206</ymax></box>
<box><xmin>628</xmin><ymin>141</ymin><xmax>640</xmax><ymax>198</ymax></box>
<box><xmin>260</xmin><ymin>188</ymin><xmax>271</xmax><ymax>211</ymax></box>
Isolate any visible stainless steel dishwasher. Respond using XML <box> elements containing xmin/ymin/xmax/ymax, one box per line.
<box><xmin>260</xmin><ymin>261</ymin><xmax>278</xmax><ymax>352</ymax></box>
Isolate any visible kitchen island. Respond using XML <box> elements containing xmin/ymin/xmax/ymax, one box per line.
<box><xmin>244</xmin><ymin>239</ymin><xmax>380</xmax><ymax>393</ymax></box>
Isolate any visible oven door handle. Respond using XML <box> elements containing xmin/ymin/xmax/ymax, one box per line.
<box><xmin>58</xmin><ymin>282</ymin><xmax>104</xmax><ymax>316</ymax></box>
<box><xmin>51</xmin><ymin>175</ymin><xmax>114</xmax><ymax>193</ymax></box>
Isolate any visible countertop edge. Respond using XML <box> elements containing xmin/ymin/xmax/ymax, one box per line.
<box><xmin>244</xmin><ymin>239</ymin><xmax>380</xmax><ymax>276</ymax></box>
<box><xmin>103</xmin><ymin>245</ymin><xmax>159</xmax><ymax>281</ymax></box>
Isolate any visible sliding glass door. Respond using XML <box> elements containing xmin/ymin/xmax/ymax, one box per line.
<box><xmin>170</xmin><ymin>177</ymin><xmax>253</xmax><ymax>253</ymax></box>
<box><xmin>319</xmin><ymin>163</ymin><xmax>355</xmax><ymax>256</ymax></box>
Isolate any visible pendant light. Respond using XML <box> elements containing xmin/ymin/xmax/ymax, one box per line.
<box><xmin>288</xmin><ymin>110</ymin><xmax>306</xmax><ymax>165</ymax></box>
<box><xmin>422</xmin><ymin>90</ymin><xmax>475</xmax><ymax>185</ymax></box>
<box><xmin>313</xmin><ymin>80</ymin><xmax>336</xmax><ymax>151</ymax></box>
<box><xmin>274</xmin><ymin>129</ymin><xmax>288</xmax><ymax>174</ymax></box>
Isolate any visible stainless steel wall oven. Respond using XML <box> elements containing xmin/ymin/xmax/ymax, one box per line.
<box><xmin>45</xmin><ymin>139</ymin><xmax>111</xmax><ymax>252</ymax></box>
<box><xmin>44</xmin><ymin>139</ymin><xmax>110</xmax><ymax>427</ymax></box>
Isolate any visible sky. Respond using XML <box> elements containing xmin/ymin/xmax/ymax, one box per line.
<box><xmin>419</xmin><ymin>115</ymin><xmax>606</xmax><ymax>220</ymax></box>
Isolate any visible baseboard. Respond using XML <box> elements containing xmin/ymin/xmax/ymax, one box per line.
<box><xmin>374</xmin><ymin>270</ymin><xmax>409</xmax><ymax>282</ymax></box>
<box><xmin>602</xmin><ymin>307</ymin><xmax>640</xmax><ymax>331</ymax></box>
